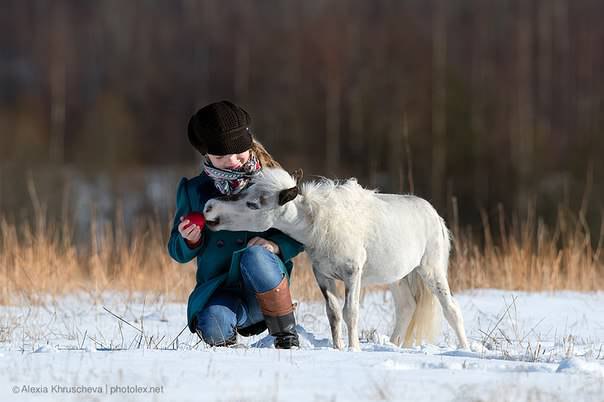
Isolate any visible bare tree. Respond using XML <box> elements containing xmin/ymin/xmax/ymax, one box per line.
<box><xmin>431</xmin><ymin>0</ymin><xmax>448</xmax><ymax>209</ymax></box>
<box><xmin>48</xmin><ymin>1</ymin><xmax>69</xmax><ymax>164</ymax></box>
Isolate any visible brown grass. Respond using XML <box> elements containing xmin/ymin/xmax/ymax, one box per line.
<box><xmin>448</xmin><ymin>199</ymin><xmax>604</xmax><ymax>292</ymax></box>
<box><xmin>0</xmin><ymin>191</ymin><xmax>602</xmax><ymax>306</ymax></box>
<box><xmin>0</xmin><ymin>197</ymin><xmax>195</xmax><ymax>305</ymax></box>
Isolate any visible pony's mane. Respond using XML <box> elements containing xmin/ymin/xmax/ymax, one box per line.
<box><xmin>299</xmin><ymin>176</ymin><xmax>380</xmax><ymax>259</ymax></box>
<box><xmin>254</xmin><ymin>168</ymin><xmax>382</xmax><ymax>258</ymax></box>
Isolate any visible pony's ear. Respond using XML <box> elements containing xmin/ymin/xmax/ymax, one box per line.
<box><xmin>279</xmin><ymin>169</ymin><xmax>302</xmax><ymax>205</ymax></box>
<box><xmin>278</xmin><ymin>186</ymin><xmax>299</xmax><ymax>206</ymax></box>
<box><xmin>291</xmin><ymin>168</ymin><xmax>303</xmax><ymax>185</ymax></box>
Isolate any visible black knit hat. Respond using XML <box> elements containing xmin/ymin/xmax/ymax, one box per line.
<box><xmin>187</xmin><ymin>100</ymin><xmax>253</xmax><ymax>155</ymax></box>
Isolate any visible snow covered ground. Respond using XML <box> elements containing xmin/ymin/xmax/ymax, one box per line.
<box><xmin>1</xmin><ymin>289</ymin><xmax>603</xmax><ymax>401</ymax></box>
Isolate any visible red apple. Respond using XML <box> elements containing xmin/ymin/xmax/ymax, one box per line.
<box><xmin>183</xmin><ymin>212</ymin><xmax>206</xmax><ymax>230</ymax></box>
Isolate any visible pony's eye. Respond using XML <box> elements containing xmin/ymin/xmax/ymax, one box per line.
<box><xmin>246</xmin><ymin>201</ymin><xmax>260</xmax><ymax>210</ymax></box>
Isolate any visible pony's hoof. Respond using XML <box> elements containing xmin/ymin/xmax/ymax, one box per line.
<box><xmin>458</xmin><ymin>341</ymin><xmax>470</xmax><ymax>350</ymax></box>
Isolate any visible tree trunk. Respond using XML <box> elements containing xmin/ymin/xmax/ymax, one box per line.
<box><xmin>49</xmin><ymin>1</ymin><xmax>68</xmax><ymax>165</ymax></box>
<box><xmin>431</xmin><ymin>0</ymin><xmax>448</xmax><ymax>209</ymax></box>
<box><xmin>511</xmin><ymin>0</ymin><xmax>535</xmax><ymax>214</ymax></box>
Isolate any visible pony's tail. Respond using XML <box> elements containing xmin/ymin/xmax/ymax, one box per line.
<box><xmin>402</xmin><ymin>270</ymin><xmax>442</xmax><ymax>347</ymax></box>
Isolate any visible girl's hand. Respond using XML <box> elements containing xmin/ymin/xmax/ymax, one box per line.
<box><xmin>178</xmin><ymin>216</ymin><xmax>202</xmax><ymax>245</ymax></box>
<box><xmin>247</xmin><ymin>237</ymin><xmax>280</xmax><ymax>255</ymax></box>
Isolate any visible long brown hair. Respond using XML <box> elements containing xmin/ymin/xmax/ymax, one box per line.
<box><xmin>251</xmin><ymin>139</ymin><xmax>281</xmax><ymax>168</ymax></box>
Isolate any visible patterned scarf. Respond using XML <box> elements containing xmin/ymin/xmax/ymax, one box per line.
<box><xmin>203</xmin><ymin>152</ymin><xmax>262</xmax><ymax>195</ymax></box>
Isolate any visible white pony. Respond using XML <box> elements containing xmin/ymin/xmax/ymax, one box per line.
<box><xmin>203</xmin><ymin>168</ymin><xmax>469</xmax><ymax>351</ymax></box>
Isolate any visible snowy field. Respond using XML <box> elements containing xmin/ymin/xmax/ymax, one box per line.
<box><xmin>1</xmin><ymin>290</ymin><xmax>603</xmax><ymax>402</ymax></box>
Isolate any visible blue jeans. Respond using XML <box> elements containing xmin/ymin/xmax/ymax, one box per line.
<box><xmin>195</xmin><ymin>245</ymin><xmax>288</xmax><ymax>346</ymax></box>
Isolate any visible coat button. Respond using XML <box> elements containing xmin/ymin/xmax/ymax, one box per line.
<box><xmin>216</xmin><ymin>240</ymin><xmax>224</xmax><ymax>248</ymax></box>
<box><xmin>236</xmin><ymin>238</ymin><xmax>245</xmax><ymax>245</ymax></box>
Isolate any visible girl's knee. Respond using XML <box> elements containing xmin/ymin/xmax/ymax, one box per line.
<box><xmin>240</xmin><ymin>246</ymin><xmax>285</xmax><ymax>292</ymax></box>
<box><xmin>196</xmin><ymin>305</ymin><xmax>237</xmax><ymax>346</ymax></box>
<box><xmin>240</xmin><ymin>245</ymin><xmax>273</xmax><ymax>269</ymax></box>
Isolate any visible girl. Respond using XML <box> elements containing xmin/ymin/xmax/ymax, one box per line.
<box><xmin>168</xmin><ymin>100</ymin><xmax>304</xmax><ymax>349</ymax></box>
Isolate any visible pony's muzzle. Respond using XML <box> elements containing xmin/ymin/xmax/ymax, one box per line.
<box><xmin>203</xmin><ymin>201</ymin><xmax>220</xmax><ymax>229</ymax></box>
<box><xmin>205</xmin><ymin>217</ymin><xmax>220</xmax><ymax>230</ymax></box>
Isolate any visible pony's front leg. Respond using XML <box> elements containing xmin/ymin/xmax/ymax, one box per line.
<box><xmin>343</xmin><ymin>266</ymin><xmax>362</xmax><ymax>352</ymax></box>
<box><xmin>313</xmin><ymin>268</ymin><xmax>345</xmax><ymax>350</ymax></box>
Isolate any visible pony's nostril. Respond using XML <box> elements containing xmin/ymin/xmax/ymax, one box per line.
<box><xmin>205</xmin><ymin>204</ymin><xmax>213</xmax><ymax>214</ymax></box>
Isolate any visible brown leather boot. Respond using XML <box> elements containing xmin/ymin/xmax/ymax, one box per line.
<box><xmin>256</xmin><ymin>277</ymin><xmax>300</xmax><ymax>349</ymax></box>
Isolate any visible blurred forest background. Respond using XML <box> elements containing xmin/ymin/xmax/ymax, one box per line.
<box><xmin>0</xmin><ymin>0</ymin><xmax>603</xmax><ymax>298</ymax></box>
<box><xmin>2</xmin><ymin>0</ymin><xmax>603</xmax><ymax>228</ymax></box>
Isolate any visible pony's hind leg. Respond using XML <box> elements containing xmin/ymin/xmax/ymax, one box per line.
<box><xmin>417</xmin><ymin>266</ymin><xmax>469</xmax><ymax>349</ymax></box>
<box><xmin>313</xmin><ymin>268</ymin><xmax>345</xmax><ymax>350</ymax></box>
<box><xmin>342</xmin><ymin>267</ymin><xmax>362</xmax><ymax>351</ymax></box>
<box><xmin>389</xmin><ymin>278</ymin><xmax>416</xmax><ymax>347</ymax></box>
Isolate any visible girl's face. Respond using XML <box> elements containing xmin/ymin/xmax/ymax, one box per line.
<box><xmin>207</xmin><ymin>150</ymin><xmax>251</xmax><ymax>170</ymax></box>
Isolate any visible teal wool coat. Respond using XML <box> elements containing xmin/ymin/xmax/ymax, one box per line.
<box><xmin>167</xmin><ymin>172</ymin><xmax>304</xmax><ymax>332</ymax></box>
